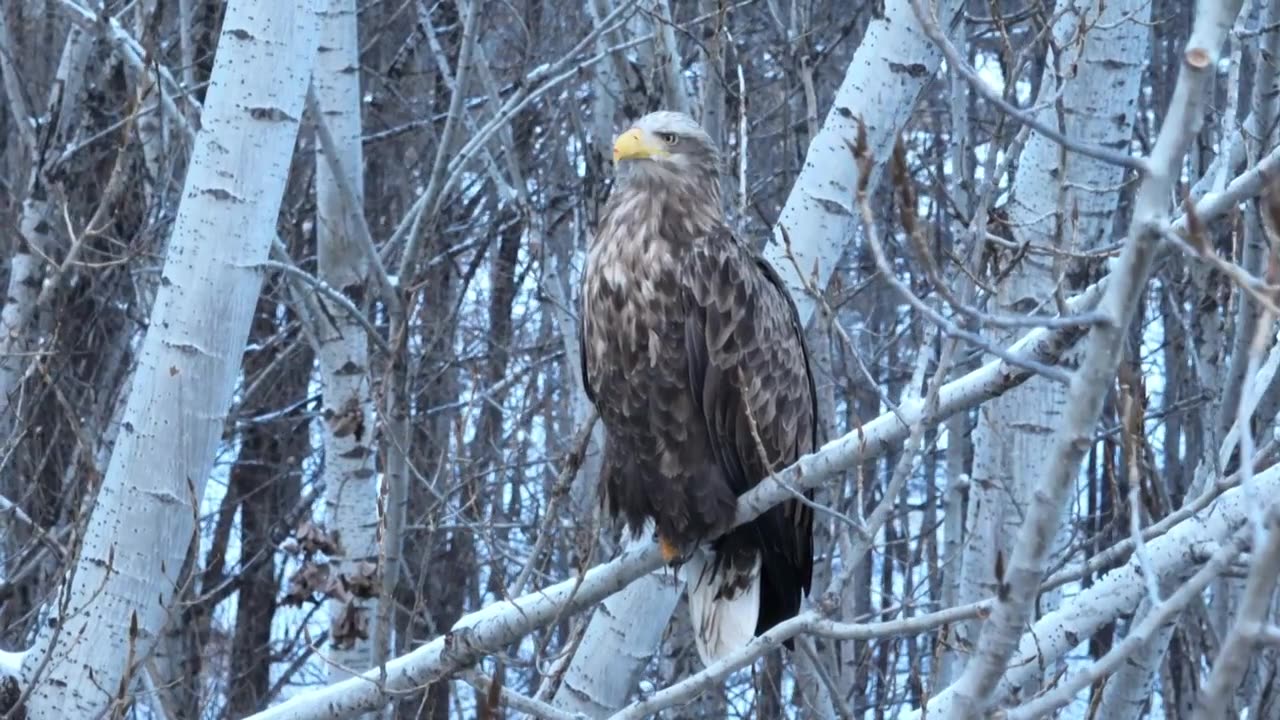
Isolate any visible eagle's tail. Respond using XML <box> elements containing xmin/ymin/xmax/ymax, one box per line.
<box><xmin>682</xmin><ymin>547</ymin><xmax>762</xmax><ymax>667</ymax></box>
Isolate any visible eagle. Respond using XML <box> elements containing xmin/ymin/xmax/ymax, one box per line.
<box><xmin>579</xmin><ymin>110</ymin><xmax>817</xmax><ymax>666</ymax></box>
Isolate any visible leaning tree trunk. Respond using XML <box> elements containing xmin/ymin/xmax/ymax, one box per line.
<box><xmin>759</xmin><ymin>0</ymin><xmax>963</xmax><ymax>326</ymax></box>
<box><xmin>553</xmin><ymin>0</ymin><xmax>964</xmax><ymax>714</ymax></box>
<box><xmin>13</xmin><ymin>2</ymin><xmax>318</xmax><ymax>717</ymax></box>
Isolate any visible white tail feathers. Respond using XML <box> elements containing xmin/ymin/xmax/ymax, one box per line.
<box><xmin>682</xmin><ymin>549</ymin><xmax>762</xmax><ymax>667</ymax></box>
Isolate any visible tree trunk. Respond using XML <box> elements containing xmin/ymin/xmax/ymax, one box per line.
<box><xmin>312</xmin><ymin>0</ymin><xmax>381</xmax><ymax>688</ymax></box>
<box><xmin>956</xmin><ymin>0</ymin><xmax>1151</xmax><ymax>686</ymax></box>
<box><xmin>16</xmin><ymin>2</ymin><xmax>318</xmax><ymax>716</ymax></box>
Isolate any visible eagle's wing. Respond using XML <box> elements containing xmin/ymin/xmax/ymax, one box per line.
<box><xmin>682</xmin><ymin>225</ymin><xmax>817</xmax><ymax>630</ymax></box>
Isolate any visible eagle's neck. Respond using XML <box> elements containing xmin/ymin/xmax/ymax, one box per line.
<box><xmin>603</xmin><ymin>166</ymin><xmax>723</xmax><ymax>243</ymax></box>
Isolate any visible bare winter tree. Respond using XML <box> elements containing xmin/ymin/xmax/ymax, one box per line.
<box><xmin>2</xmin><ymin>0</ymin><xmax>1280</xmax><ymax>718</ymax></box>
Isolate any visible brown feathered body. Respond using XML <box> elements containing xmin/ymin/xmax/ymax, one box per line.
<box><xmin>580</xmin><ymin>111</ymin><xmax>816</xmax><ymax>664</ymax></box>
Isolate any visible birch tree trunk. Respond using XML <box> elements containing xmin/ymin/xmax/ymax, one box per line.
<box><xmin>14</xmin><ymin>2</ymin><xmax>319</xmax><ymax>716</ymax></box>
<box><xmin>313</xmin><ymin>0</ymin><xmax>381</xmax><ymax>685</ymax></box>
<box><xmin>955</xmin><ymin>0</ymin><xmax>1151</xmax><ymax>679</ymax></box>
<box><xmin>0</xmin><ymin>18</ymin><xmax>95</xmax><ymax>516</ymax></box>
<box><xmin>760</xmin><ymin>0</ymin><xmax>961</xmax><ymax>326</ymax></box>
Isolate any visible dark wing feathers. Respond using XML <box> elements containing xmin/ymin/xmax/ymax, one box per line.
<box><xmin>682</xmin><ymin>226</ymin><xmax>817</xmax><ymax>633</ymax></box>
<box><xmin>755</xmin><ymin>253</ymin><xmax>819</xmax><ymax>595</ymax></box>
<box><xmin>579</xmin><ymin>321</ymin><xmax>595</xmax><ymax>407</ymax></box>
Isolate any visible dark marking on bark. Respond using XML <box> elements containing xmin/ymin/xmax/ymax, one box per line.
<box><xmin>815</xmin><ymin>197</ymin><xmax>853</xmax><ymax>216</ymax></box>
<box><xmin>166</xmin><ymin>341</ymin><xmax>203</xmax><ymax>354</ymax></box>
<box><xmin>335</xmin><ymin>360</ymin><xmax>363</xmax><ymax>376</ymax></box>
<box><xmin>340</xmin><ymin>446</ymin><xmax>373</xmax><ymax>461</ymax></box>
<box><xmin>342</xmin><ymin>281</ymin><xmax>366</xmax><ymax>306</ymax></box>
<box><xmin>203</xmin><ymin>187</ymin><xmax>243</xmax><ymax>203</ymax></box>
<box><xmin>888</xmin><ymin>61</ymin><xmax>929</xmax><ymax>78</ymax></box>
<box><xmin>248</xmin><ymin>106</ymin><xmax>297</xmax><ymax>123</ymax></box>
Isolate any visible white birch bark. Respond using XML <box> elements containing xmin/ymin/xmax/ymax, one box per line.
<box><xmin>15</xmin><ymin>1</ymin><xmax>319</xmax><ymax>716</ymax></box>
<box><xmin>956</xmin><ymin>0</ymin><xmax>1151</xmax><ymax>676</ymax></box>
<box><xmin>1093</xmin><ymin>594</ymin><xmax>1179</xmax><ymax>718</ymax></box>
<box><xmin>313</xmin><ymin>0</ymin><xmax>380</xmax><ymax>685</ymax></box>
<box><xmin>552</xmin><ymin>532</ymin><xmax>682</xmax><ymax>717</ymax></box>
<box><xmin>555</xmin><ymin>0</ymin><xmax>965</xmax><ymax>711</ymax></box>
<box><xmin>759</xmin><ymin>0</ymin><xmax>963</xmax><ymax>326</ymax></box>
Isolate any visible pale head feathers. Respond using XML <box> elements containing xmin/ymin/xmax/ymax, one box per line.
<box><xmin>612</xmin><ymin>110</ymin><xmax>721</xmax><ymax>189</ymax></box>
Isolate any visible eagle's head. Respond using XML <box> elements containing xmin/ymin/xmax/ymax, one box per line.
<box><xmin>611</xmin><ymin>110</ymin><xmax>721</xmax><ymax>186</ymax></box>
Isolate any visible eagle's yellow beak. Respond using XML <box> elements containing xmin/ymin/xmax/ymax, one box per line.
<box><xmin>613</xmin><ymin>128</ymin><xmax>666</xmax><ymax>163</ymax></box>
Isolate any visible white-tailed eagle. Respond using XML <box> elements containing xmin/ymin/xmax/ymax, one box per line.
<box><xmin>579</xmin><ymin>110</ymin><xmax>817</xmax><ymax>666</ymax></box>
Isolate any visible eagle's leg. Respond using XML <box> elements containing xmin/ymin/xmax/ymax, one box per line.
<box><xmin>656</xmin><ymin>532</ymin><xmax>699</xmax><ymax>567</ymax></box>
<box><xmin>658</xmin><ymin>535</ymin><xmax>682</xmax><ymax>564</ymax></box>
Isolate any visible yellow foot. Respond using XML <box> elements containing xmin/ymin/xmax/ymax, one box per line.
<box><xmin>659</xmin><ymin>536</ymin><xmax>681</xmax><ymax>564</ymax></box>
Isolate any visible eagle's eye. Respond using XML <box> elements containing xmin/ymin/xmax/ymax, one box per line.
<box><xmin>658</xmin><ymin>132</ymin><xmax>678</xmax><ymax>145</ymax></box>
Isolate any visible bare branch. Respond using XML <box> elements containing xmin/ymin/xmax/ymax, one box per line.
<box><xmin>909</xmin><ymin>0</ymin><xmax>1147</xmax><ymax>172</ymax></box>
<box><xmin>1194</xmin><ymin>510</ymin><xmax>1280</xmax><ymax>718</ymax></box>
<box><xmin>941</xmin><ymin>1</ymin><xmax>1245</xmax><ymax>715</ymax></box>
